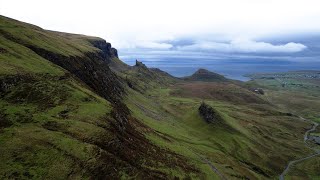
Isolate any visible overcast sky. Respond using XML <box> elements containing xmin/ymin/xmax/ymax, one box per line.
<box><xmin>1</xmin><ymin>0</ymin><xmax>320</xmax><ymax>54</ymax></box>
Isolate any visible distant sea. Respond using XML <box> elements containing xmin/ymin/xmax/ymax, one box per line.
<box><xmin>121</xmin><ymin>57</ymin><xmax>320</xmax><ymax>81</ymax></box>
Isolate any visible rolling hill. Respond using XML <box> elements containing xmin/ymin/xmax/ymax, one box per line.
<box><xmin>183</xmin><ymin>68</ymin><xmax>229</xmax><ymax>82</ymax></box>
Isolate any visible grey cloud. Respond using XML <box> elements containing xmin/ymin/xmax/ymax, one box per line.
<box><xmin>176</xmin><ymin>39</ymin><xmax>307</xmax><ymax>53</ymax></box>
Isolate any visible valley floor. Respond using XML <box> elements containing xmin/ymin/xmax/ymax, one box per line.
<box><xmin>124</xmin><ymin>79</ymin><xmax>318</xmax><ymax>179</ymax></box>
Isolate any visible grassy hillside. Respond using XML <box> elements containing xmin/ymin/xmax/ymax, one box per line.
<box><xmin>0</xmin><ymin>16</ymin><xmax>100</xmax><ymax>57</ymax></box>
<box><xmin>0</xmin><ymin>15</ymin><xmax>318</xmax><ymax>179</ymax></box>
<box><xmin>0</xmin><ymin>15</ymin><xmax>198</xmax><ymax>179</ymax></box>
<box><xmin>124</xmin><ymin>81</ymin><xmax>314</xmax><ymax>179</ymax></box>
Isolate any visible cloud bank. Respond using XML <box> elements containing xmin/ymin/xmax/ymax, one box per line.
<box><xmin>0</xmin><ymin>0</ymin><xmax>316</xmax><ymax>62</ymax></box>
<box><xmin>176</xmin><ymin>39</ymin><xmax>307</xmax><ymax>53</ymax></box>
<box><xmin>135</xmin><ymin>42</ymin><xmax>173</xmax><ymax>49</ymax></box>
<box><xmin>1</xmin><ymin>0</ymin><xmax>320</xmax><ymax>51</ymax></box>
<box><xmin>123</xmin><ymin>38</ymin><xmax>307</xmax><ymax>54</ymax></box>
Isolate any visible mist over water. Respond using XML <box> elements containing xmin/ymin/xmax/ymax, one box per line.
<box><xmin>121</xmin><ymin>57</ymin><xmax>320</xmax><ymax>81</ymax></box>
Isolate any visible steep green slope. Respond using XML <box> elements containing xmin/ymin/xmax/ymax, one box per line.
<box><xmin>0</xmin><ymin>16</ymin><xmax>198</xmax><ymax>179</ymax></box>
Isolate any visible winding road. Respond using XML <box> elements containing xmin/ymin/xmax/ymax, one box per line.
<box><xmin>279</xmin><ymin>118</ymin><xmax>320</xmax><ymax>180</ymax></box>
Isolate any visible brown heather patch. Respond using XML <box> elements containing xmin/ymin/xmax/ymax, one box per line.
<box><xmin>171</xmin><ymin>82</ymin><xmax>267</xmax><ymax>104</ymax></box>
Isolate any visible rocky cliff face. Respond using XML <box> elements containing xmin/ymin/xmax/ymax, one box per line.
<box><xmin>26</xmin><ymin>43</ymin><xmax>131</xmax><ymax>130</ymax></box>
<box><xmin>28</xmin><ymin>45</ymin><xmax>124</xmax><ymax>103</ymax></box>
<box><xmin>89</xmin><ymin>39</ymin><xmax>119</xmax><ymax>60</ymax></box>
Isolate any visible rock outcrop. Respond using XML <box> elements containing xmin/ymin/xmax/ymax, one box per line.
<box><xmin>90</xmin><ymin>39</ymin><xmax>119</xmax><ymax>59</ymax></box>
<box><xmin>135</xmin><ymin>59</ymin><xmax>147</xmax><ymax>69</ymax></box>
<box><xmin>198</xmin><ymin>102</ymin><xmax>221</xmax><ymax>123</ymax></box>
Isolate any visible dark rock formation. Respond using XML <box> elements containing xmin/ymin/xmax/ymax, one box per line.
<box><xmin>89</xmin><ymin>39</ymin><xmax>119</xmax><ymax>59</ymax></box>
<box><xmin>135</xmin><ymin>60</ymin><xmax>147</xmax><ymax>69</ymax></box>
<box><xmin>198</xmin><ymin>102</ymin><xmax>221</xmax><ymax>123</ymax></box>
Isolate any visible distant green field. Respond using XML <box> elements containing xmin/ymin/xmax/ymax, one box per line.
<box><xmin>248</xmin><ymin>72</ymin><xmax>320</xmax><ymax>122</ymax></box>
<box><xmin>248</xmin><ymin>71</ymin><xmax>320</xmax><ymax>178</ymax></box>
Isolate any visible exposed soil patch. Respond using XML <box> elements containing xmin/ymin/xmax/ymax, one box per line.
<box><xmin>3</xmin><ymin>76</ymin><xmax>69</xmax><ymax>110</ymax></box>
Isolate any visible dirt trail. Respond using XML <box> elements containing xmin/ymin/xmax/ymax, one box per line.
<box><xmin>199</xmin><ymin>156</ymin><xmax>227</xmax><ymax>180</ymax></box>
<box><xmin>189</xmin><ymin>148</ymin><xmax>227</xmax><ymax>180</ymax></box>
<box><xmin>279</xmin><ymin>118</ymin><xmax>320</xmax><ymax>180</ymax></box>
